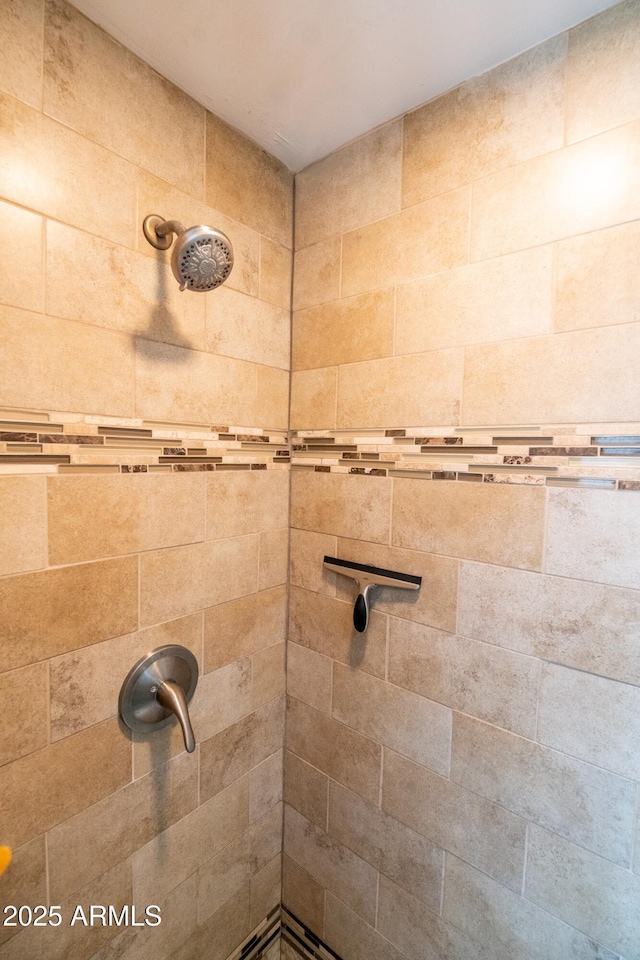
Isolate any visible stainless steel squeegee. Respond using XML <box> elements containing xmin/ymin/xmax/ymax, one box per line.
<box><xmin>323</xmin><ymin>556</ymin><xmax>421</xmax><ymax>634</ymax></box>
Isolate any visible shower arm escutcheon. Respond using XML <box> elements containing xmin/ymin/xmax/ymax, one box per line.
<box><xmin>323</xmin><ymin>556</ymin><xmax>422</xmax><ymax>633</ymax></box>
<box><xmin>142</xmin><ymin>215</ymin><xmax>186</xmax><ymax>250</ymax></box>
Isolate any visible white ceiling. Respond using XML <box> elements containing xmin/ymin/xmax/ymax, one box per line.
<box><xmin>70</xmin><ymin>0</ymin><xmax>621</xmax><ymax>171</ymax></box>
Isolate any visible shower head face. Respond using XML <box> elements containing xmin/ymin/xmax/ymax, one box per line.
<box><xmin>171</xmin><ymin>225</ymin><xmax>234</xmax><ymax>292</ymax></box>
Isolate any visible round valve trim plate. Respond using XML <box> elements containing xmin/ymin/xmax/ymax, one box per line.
<box><xmin>119</xmin><ymin>644</ymin><xmax>198</xmax><ymax>735</ymax></box>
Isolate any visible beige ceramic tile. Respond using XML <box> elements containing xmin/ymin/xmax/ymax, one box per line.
<box><xmin>295</xmin><ymin>120</ymin><xmax>402</xmax><ymax>249</ymax></box>
<box><xmin>284</xmin><ymin>804</ymin><xmax>378</xmax><ymax>925</ymax></box>
<box><xmin>283</xmin><ymin>751</ymin><xmax>328</xmax><ymax>830</ymax></box>
<box><xmin>206</xmin><ymin>285</ymin><xmax>289</xmax><ymax>369</ymax></box>
<box><xmin>0</xmin><ymin>92</ymin><xmax>136</xmax><ymax>246</ymax></box>
<box><xmin>0</xmin><ymin>0</ymin><xmax>43</xmax><ymax>108</ymax></box>
<box><xmin>289</xmin><ymin>528</ymin><xmax>338</xmax><ymax>596</ymax></box>
<box><xmin>396</xmin><ymin>245</ymin><xmax>553</xmax><ymax>354</ymax></box>
<box><xmin>0</xmin><ymin>200</ymin><xmax>43</xmax><ymax>312</ymax></box>
<box><xmin>259</xmin><ymin>527</ymin><xmax>289</xmax><ymax>591</ymax></box>
<box><xmin>252</xmin><ymin>641</ymin><xmax>285</xmax><ymax>709</ymax></box>
<box><xmin>458</xmin><ymin>562</ymin><xmax>640</xmax><ymax>686</ymax></box>
<box><xmin>256</xmin><ymin>364</ymin><xmax>289</xmax><ymax>428</ymax></box>
<box><xmin>341</xmin><ymin>188</ymin><xmax>469</xmax><ymax>298</ymax></box>
<box><xmin>377</xmin><ymin>874</ymin><xmax>475</xmax><ymax>960</ymax></box>
<box><xmin>259</xmin><ymin>237</ymin><xmax>291</xmax><ymax>309</ymax></box>
<box><xmin>167</xmin><ymin>883</ymin><xmax>251</xmax><ymax>960</ymax></box>
<box><xmin>471</xmin><ymin>120</ymin><xmax>640</xmax><ymax>261</ymax></box>
<box><xmin>1</xmin><ymin>555</ymin><xmax>138</xmax><ymax>672</ymax></box>
<box><xmin>324</xmin><ymin>892</ymin><xmax>407</xmax><ymax>960</ymax></box>
<box><xmin>291</xmin><ymin>470</ymin><xmax>391</xmax><ymax>543</ymax></box>
<box><xmin>382</xmin><ymin>749</ymin><xmax>526</xmax><ymax>890</ymax></box>
<box><xmin>0</xmin><ymin>476</ymin><xmax>47</xmax><ymax>577</ymax></box>
<box><xmin>250</xmin><ymin>853</ymin><xmax>281</xmax><ymax>925</ymax></box>
<box><xmin>47</xmin><ymin>751</ymin><xmax>197</xmax><ymax>903</ymax></box>
<box><xmin>403</xmin><ymin>37</ymin><xmax>566</xmax><ymax>207</ymax></box>
<box><xmin>46</xmin><ymin>220</ymin><xmax>206</xmax><ymax>349</ymax></box>
<box><xmin>199</xmin><ymin>696</ymin><xmax>284</xmax><ymax>802</ymax></box>
<box><xmin>0</xmin><ymin>305</ymin><xmax>134</xmax><ymax>417</ymax></box>
<box><xmin>538</xmin><ymin>663</ymin><xmax>640</xmax><ymax>781</ymax></box>
<box><xmin>292</xmin><ymin>237</ymin><xmax>341</xmax><ymax>310</ymax></box>
<box><xmin>328</xmin><ymin>781</ymin><xmax>442</xmax><ymax>909</ymax></box>
<box><xmin>290</xmin><ymin>367</ymin><xmax>337</xmax><ymax>429</ymax></box>
<box><xmin>452</xmin><ymin>713</ymin><xmax>635</xmax><ymax>866</ymax></box>
<box><xmin>388</xmin><ymin>618</ymin><xmax>540</xmax><ymax>738</ymax></box>
<box><xmin>337</xmin><ymin>349</ymin><xmax>463</xmax><ymax>428</ymax></box>
<box><xmin>134</xmin><ymin>339</ymin><xmax>256</xmax><ymax>426</ymax></box>
<box><xmin>47</xmin><ymin>473</ymin><xmax>205</xmax><ymax>565</ymax></box>
<box><xmin>0</xmin><ymin>663</ymin><xmax>48</xmax><ymax>767</ymax></box>
<box><xmin>206</xmin><ymin>112</ymin><xmax>293</xmax><ymax>248</ymax></box>
<box><xmin>44</xmin><ymin>0</ymin><xmax>205</xmax><ymax>196</ymax></box>
<box><xmin>333</xmin><ymin>662</ymin><xmax>452</xmax><ymax>775</ymax></box>
<box><xmin>288</xmin><ymin>587</ymin><xmax>387</xmax><ymax>679</ymax></box>
<box><xmin>526</xmin><ymin>825</ymin><xmax>640</xmax><ymax>960</ymax></box>
<box><xmin>547</xmin><ymin>487</ymin><xmax>640</xmax><ymax>589</ymax></box>
<box><xmin>0</xmin><ymin>717</ymin><xmax>131</xmax><ymax>849</ymax></box>
<box><xmin>336</xmin><ymin>539</ymin><xmax>458</xmax><ymax>633</ymax></box>
<box><xmin>0</xmin><ymin>837</ymin><xmax>47</xmax><ymax>947</ymax></box>
<box><xmin>282</xmin><ymin>855</ymin><xmax>325</xmax><ymax>937</ymax></box>
<box><xmin>287</xmin><ymin>642</ymin><xmax>332</xmax><ymax>715</ymax></box>
<box><xmin>206</xmin><ymin>470</ymin><xmax>289</xmax><ymax>539</ymax></box>
<box><xmin>293</xmin><ymin>288</ymin><xmax>394</xmax><ymax>370</ymax></box>
<box><xmin>250</xmin><ymin>750</ymin><xmax>283</xmax><ymax>822</ymax></box>
<box><xmin>204</xmin><ymin>585</ymin><xmax>286</xmax><ymax>672</ymax></box>
<box><xmin>567</xmin><ymin>0</ymin><xmax>640</xmax><ymax>143</ymax></box>
<box><xmin>392</xmin><ymin>477</ymin><xmax>545</xmax><ymax>570</ymax></box>
<box><xmin>286</xmin><ymin>696</ymin><xmax>381</xmax><ymax>805</ymax></box>
<box><xmin>463</xmin><ymin>323</ymin><xmax>640</xmax><ymax>425</ymax></box>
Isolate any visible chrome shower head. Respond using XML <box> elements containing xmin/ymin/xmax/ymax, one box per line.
<box><xmin>143</xmin><ymin>215</ymin><xmax>234</xmax><ymax>292</ymax></box>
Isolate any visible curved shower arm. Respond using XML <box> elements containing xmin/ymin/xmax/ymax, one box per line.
<box><xmin>154</xmin><ymin>219</ymin><xmax>186</xmax><ymax>239</ymax></box>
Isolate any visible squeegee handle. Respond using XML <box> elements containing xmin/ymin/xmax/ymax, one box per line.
<box><xmin>354</xmin><ymin>592</ymin><xmax>368</xmax><ymax>633</ymax></box>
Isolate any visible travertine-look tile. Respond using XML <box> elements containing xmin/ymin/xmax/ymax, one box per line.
<box><xmin>547</xmin><ymin>486</ymin><xmax>640</xmax><ymax>589</ymax></box>
<box><xmin>452</xmin><ymin>713</ymin><xmax>635</xmax><ymax>866</ymax></box>
<box><xmin>292</xmin><ymin>237</ymin><xmax>341</xmax><ymax>310</ymax></box>
<box><xmin>337</xmin><ymin>349</ymin><xmax>464</xmax><ymax>428</ymax></box>
<box><xmin>134</xmin><ymin>339</ymin><xmax>256</xmax><ymax>425</ymax></box>
<box><xmin>567</xmin><ymin>0</ymin><xmax>640</xmax><ymax>143</ymax></box>
<box><xmin>341</xmin><ymin>188</ymin><xmax>469</xmax><ymax>298</ymax></box>
<box><xmin>290</xmin><ymin>367</ymin><xmax>338</xmax><ymax>429</ymax></box>
<box><xmin>252</xmin><ymin>641</ymin><xmax>285</xmax><ymax>709</ymax></box>
<box><xmin>471</xmin><ymin>120</ymin><xmax>640</xmax><ymax>261</ymax></box>
<box><xmin>526</xmin><ymin>825</ymin><xmax>640</xmax><ymax>960</ymax></box>
<box><xmin>538</xmin><ymin>663</ymin><xmax>640</xmax><ymax>781</ymax></box>
<box><xmin>0</xmin><ymin>200</ymin><xmax>43</xmax><ymax>312</ymax></box>
<box><xmin>282</xmin><ymin>855</ymin><xmax>325</xmax><ymax>937</ymax></box>
<box><xmin>287</xmin><ymin>642</ymin><xmax>333</xmax><ymax>715</ymax></box>
<box><xmin>283</xmin><ymin>751</ymin><xmax>328</xmax><ymax>830</ymax></box>
<box><xmin>204</xmin><ymin>585</ymin><xmax>286</xmax><ymax>672</ymax></box>
<box><xmin>139</xmin><ymin>535</ymin><xmax>259</xmax><ymax>626</ymax></box>
<box><xmin>295</xmin><ymin>120</ymin><xmax>402</xmax><ymax>249</ymax></box>
<box><xmin>284</xmin><ymin>805</ymin><xmax>378</xmax><ymax>925</ymax></box>
<box><xmin>256</xmin><ymin>364</ymin><xmax>289</xmax><ymax>429</ymax></box>
<box><xmin>290</xmin><ymin>528</ymin><xmax>338</xmax><ymax>596</ymax></box>
<box><xmin>0</xmin><ymin>476</ymin><xmax>46</xmax><ymax>577</ymax></box>
<box><xmin>324</xmin><ymin>892</ymin><xmax>407</xmax><ymax>960</ymax></box>
<box><xmin>47</xmin><ymin>750</ymin><xmax>197</xmax><ymax>903</ymax></box>
<box><xmin>458</xmin><ymin>561</ymin><xmax>640</xmax><ymax>686</ymax></box>
<box><xmin>250</xmin><ymin>853</ymin><xmax>281</xmax><ymax>925</ymax></box>
<box><xmin>332</xmin><ymin>662</ymin><xmax>452</xmax><ymax>775</ymax></box>
<box><xmin>392</xmin><ymin>478</ymin><xmax>545</xmax><ymax>570</ymax></box>
<box><xmin>382</xmin><ymin>749</ymin><xmax>526</xmax><ymax>890</ymax></box>
<box><xmin>403</xmin><ymin>37</ymin><xmax>565</xmax><ymax>207</ymax></box>
<box><xmin>0</xmin><ymin>306</ymin><xmax>134</xmax><ymax>417</ymax></box>
<box><xmin>206</xmin><ymin>470</ymin><xmax>288</xmax><ymax>539</ymax></box>
<box><xmin>556</xmin><ymin>220</ymin><xmax>640</xmax><ymax>332</ymax></box>
<box><xmin>463</xmin><ymin>323</ymin><xmax>640</xmax><ymax>425</ymax></box>
<box><xmin>0</xmin><ymin>663</ymin><xmax>48</xmax><ymax>768</ymax></box>
<box><xmin>206</xmin><ymin>112</ymin><xmax>293</xmax><ymax>248</ymax></box>
<box><xmin>206</xmin><ymin>285</ymin><xmax>290</xmax><ymax>369</ymax></box>
<box><xmin>259</xmin><ymin>528</ymin><xmax>288</xmax><ymax>591</ymax></box>
<box><xmin>47</xmin><ymin>473</ymin><xmax>205</xmax><ymax>565</ymax></box>
<box><xmin>0</xmin><ymin>0</ymin><xmax>44</xmax><ymax>108</ymax></box>
<box><xmin>250</xmin><ymin>750</ymin><xmax>283</xmax><ymax>822</ymax></box>
<box><xmin>0</xmin><ymin>92</ymin><xmax>136</xmax><ymax>246</ymax></box>
<box><xmin>328</xmin><ymin>781</ymin><xmax>443</xmax><ymax>909</ymax></box>
<box><xmin>0</xmin><ymin>717</ymin><xmax>131</xmax><ymax>849</ymax></box>
<box><xmin>291</xmin><ymin>471</ymin><xmax>391</xmax><ymax>543</ymax></box>
<box><xmin>1</xmin><ymin>555</ymin><xmax>138</xmax><ymax>671</ymax></box>
<box><xmin>288</xmin><ymin>587</ymin><xmax>387</xmax><ymax>679</ymax></box>
<box><xmin>286</xmin><ymin>697</ymin><xmax>381</xmax><ymax>805</ymax></box>
<box><xmin>44</xmin><ymin>0</ymin><xmax>205</xmax><ymax>196</ymax></box>
<box><xmin>293</xmin><ymin>289</ymin><xmax>394</xmax><ymax>371</ymax></box>
<box><xmin>259</xmin><ymin>237</ymin><xmax>292</xmax><ymax>309</ymax></box>
<box><xmin>396</xmin><ymin>245</ymin><xmax>553</xmax><ymax>354</ymax></box>
<box><xmin>167</xmin><ymin>883</ymin><xmax>251</xmax><ymax>960</ymax></box>
<box><xmin>389</xmin><ymin>618</ymin><xmax>540</xmax><ymax>738</ymax></box>
<box><xmin>0</xmin><ymin>837</ymin><xmax>46</xmax><ymax>947</ymax></box>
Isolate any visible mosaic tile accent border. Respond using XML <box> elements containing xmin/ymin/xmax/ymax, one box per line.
<box><xmin>224</xmin><ymin>907</ymin><xmax>281</xmax><ymax>960</ymax></box>
<box><xmin>291</xmin><ymin>425</ymin><xmax>640</xmax><ymax>491</ymax></box>
<box><xmin>280</xmin><ymin>908</ymin><xmax>344</xmax><ymax>960</ymax></box>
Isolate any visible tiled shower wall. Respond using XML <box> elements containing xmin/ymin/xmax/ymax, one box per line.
<box><xmin>0</xmin><ymin>1</ymin><xmax>292</xmax><ymax>958</ymax></box>
<box><xmin>285</xmin><ymin>2</ymin><xmax>640</xmax><ymax>959</ymax></box>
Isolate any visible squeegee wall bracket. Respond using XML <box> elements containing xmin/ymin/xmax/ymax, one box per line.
<box><xmin>323</xmin><ymin>557</ymin><xmax>422</xmax><ymax>633</ymax></box>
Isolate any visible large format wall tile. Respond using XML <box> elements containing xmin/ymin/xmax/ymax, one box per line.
<box><xmin>293</xmin><ymin>289</ymin><xmax>394</xmax><ymax>370</ymax></box>
<box><xmin>282</xmin><ymin>856</ymin><xmax>325</xmax><ymax>937</ymax></box>
<box><xmin>0</xmin><ymin>663</ymin><xmax>48</xmax><ymax>767</ymax></box>
<box><xmin>204</xmin><ymin>586</ymin><xmax>286</xmax><ymax>672</ymax></box>
<box><xmin>0</xmin><ymin>0</ymin><xmax>44</xmax><ymax>108</ymax></box>
<box><xmin>324</xmin><ymin>893</ymin><xmax>407</xmax><ymax>960</ymax></box>
<box><xmin>283</xmin><ymin>751</ymin><xmax>328</xmax><ymax>830</ymax></box>
<box><xmin>291</xmin><ymin>470</ymin><xmax>392</xmax><ymax>543</ymax></box>
<box><xmin>206</xmin><ymin>470</ymin><xmax>288</xmax><ymax>539</ymax></box>
<box><xmin>290</xmin><ymin>367</ymin><xmax>338</xmax><ymax>428</ymax></box>
<box><xmin>0</xmin><ymin>200</ymin><xmax>44</xmax><ymax>313</ymax></box>
<box><xmin>206</xmin><ymin>285</ymin><xmax>290</xmax><ymax>369</ymax></box>
<box><xmin>0</xmin><ymin>476</ymin><xmax>47</xmax><ymax>577</ymax></box>
<box><xmin>292</xmin><ymin>237</ymin><xmax>341</xmax><ymax>310</ymax></box>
